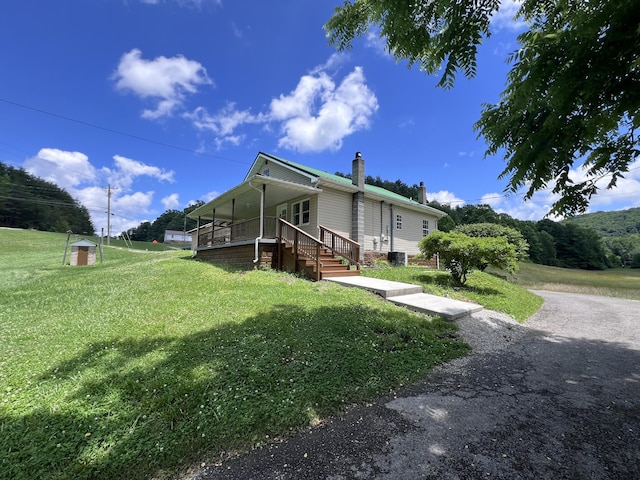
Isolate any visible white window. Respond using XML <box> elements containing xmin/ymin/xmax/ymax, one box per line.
<box><xmin>263</xmin><ymin>168</ymin><xmax>270</xmax><ymax>177</ymax></box>
<box><xmin>422</xmin><ymin>219</ymin><xmax>430</xmax><ymax>236</ymax></box>
<box><xmin>292</xmin><ymin>199</ymin><xmax>310</xmax><ymax>226</ymax></box>
<box><xmin>396</xmin><ymin>214</ymin><xmax>403</xmax><ymax>230</ymax></box>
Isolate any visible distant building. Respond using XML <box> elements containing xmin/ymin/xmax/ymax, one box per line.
<box><xmin>164</xmin><ymin>230</ymin><xmax>192</xmax><ymax>244</ymax></box>
<box><xmin>70</xmin><ymin>239</ymin><xmax>97</xmax><ymax>266</ymax></box>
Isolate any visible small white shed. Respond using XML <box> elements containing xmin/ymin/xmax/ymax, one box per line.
<box><xmin>70</xmin><ymin>239</ymin><xmax>97</xmax><ymax>266</ymax></box>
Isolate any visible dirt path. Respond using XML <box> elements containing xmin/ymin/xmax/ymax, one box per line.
<box><xmin>193</xmin><ymin>291</ymin><xmax>640</xmax><ymax>480</ymax></box>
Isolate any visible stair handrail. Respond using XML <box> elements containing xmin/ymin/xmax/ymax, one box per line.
<box><xmin>318</xmin><ymin>225</ymin><xmax>361</xmax><ymax>271</ymax></box>
<box><xmin>278</xmin><ymin>218</ymin><xmax>322</xmax><ymax>281</ymax></box>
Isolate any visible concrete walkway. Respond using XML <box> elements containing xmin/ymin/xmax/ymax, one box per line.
<box><xmin>324</xmin><ymin>276</ymin><xmax>483</xmax><ymax>320</ymax></box>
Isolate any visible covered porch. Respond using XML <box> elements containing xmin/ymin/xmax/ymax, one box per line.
<box><xmin>188</xmin><ymin>175</ymin><xmax>360</xmax><ymax>279</ymax></box>
<box><xmin>189</xmin><ymin>174</ymin><xmax>322</xmax><ymax>249</ymax></box>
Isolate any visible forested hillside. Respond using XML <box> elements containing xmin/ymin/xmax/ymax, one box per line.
<box><xmin>0</xmin><ymin>162</ymin><xmax>94</xmax><ymax>234</ymax></box>
<box><xmin>563</xmin><ymin>208</ymin><xmax>640</xmax><ymax>237</ymax></box>
<box><xmin>564</xmin><ymin>208</ymin><xmax>640</xmax><ymax>267</ymax></box>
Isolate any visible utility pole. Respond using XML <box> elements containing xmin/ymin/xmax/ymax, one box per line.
<box><xmin>107</xmin><ymin>184</ymin><xmax>112</xmax><ymax>246</ymax></box>
<box><xmin>105</xmin><ymin>184</ymin><xmax>118</xmax><ymax>246</ymax></box>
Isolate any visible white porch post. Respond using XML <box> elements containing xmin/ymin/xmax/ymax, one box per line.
<box><xmin>196</xmin><ymin>216</ymin><xmax>200</xmax><ymax>248</ymax></box>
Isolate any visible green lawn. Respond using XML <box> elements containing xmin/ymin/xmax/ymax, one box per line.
<box><xmin>0</xmin><ymin>228</ymin><xmax>469</xmax><ymax>480</ymax></box>
<box><xmin>505</xmin><ymin>261</ymin><xmax>640</xmax><ymax>301</ymax></box>
<box><xmin>361</xmin><ymin>264</ymin><xmax>543</xmax><ymax>322</ymax></box>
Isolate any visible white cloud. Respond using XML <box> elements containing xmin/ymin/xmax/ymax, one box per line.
<box><xmin>271</xmin><ymin>66</ymin><xmax>379</xmax><ymax>152</ymax></box>
<box><xmin>429</xmin><ymin>190</ymin><xmax>466</xmax><ymax>207</ymax></box>
<box><xmin>202</xmin><ymin>190</ymin><xmax>220</xmax><ymax>202</ymax></box>
<box><xmin>490</xmin><ymin>0</ymin><xmax>527</xmax><ymax>32</ymax></box>
<box><xmin>578</xmin><ymin>157</ymin><xmax>640</xmax><ymax>211</ymax></box>
<box><xmin>23</xmin><ymin>148</ymin><xmax>97</xmax><ymax>190</ymax></box>
<box><xmin>309</xmin><ymin>53</ymin><xmax>349</xmax><ymax>75</ymax></box>
<box><xmin>162</xmin><ymin>193</ymin><xmax>181</xmax><ymax>210</ymax></box>
<box><xmin>231</xmin><ymin>22</ymin><xmax>244</xmax><ymax>39</ymax></box>
<box><xmin>365</xmin><ymin>29</ymin><xmax>390</xmax><ymax>58</ymax></box>
<box><xmin>102</xmin><ymin>154</ymin><xmax>175</xmax><ymax>190</ymax></box>
<box><xmin>22</xmin><ymin>149</ymin><xmax>179</xmax><ymax>236</ymax></box>
<box><xmin>479</xmin><ymin>157</ymin><xmax>640</xmax><ymax>221</ymax></box>
<box><xmin>188</xmin><ymin>103</ymin><xmax>263</xmax><ymax>136</ymax></box>
<box><xmin>188</xmin><ymin>59</ymin><xmax>379</xmax><ymax>153</ymax></box>
<box><xmin>113</xmin><ymin>191</ymin><xmax>155</xmax><ymax>218</ymax></box>
<box><xmin>113</xmin><ymin>48</ymin><xmax>212</xmax><ymax>119</ymax></box>
<box><xmin>480</xmin><ymin>192</ymin><xmax>506</xmax><ymax>207</ymax></box>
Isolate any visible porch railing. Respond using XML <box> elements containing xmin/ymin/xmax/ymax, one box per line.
<box><xmin>197</xmin><ymin>216</ymin><xmax>277</xmax><ymax>247</ymax></box>
<box><xmin>319</xmin><ymin>225</ymin><xmax>361</xmax><ymax>271</ymax></box>
<box><xmin>278</xmin><ymin>219</ymin><xmax>322</xmax><ymax>281</ymax></box>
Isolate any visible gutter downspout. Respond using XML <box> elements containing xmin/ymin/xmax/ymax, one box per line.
<box><xmin>248</xmin><ymin>181</ymin><xmax>265</xmax><ymax>264</ymax></box>
<box><xmin>380</xmin><ymin>201</ymin><xmax>384</xmax><ymax>252</ymax></box>
<box><xmin>390</xmin><ymin>204</ymin><xmax>395</xmax><ymax>252</ymax></box>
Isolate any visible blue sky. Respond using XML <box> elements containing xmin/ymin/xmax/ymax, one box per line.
<box><xmin>1</xmin><ymin>0</ymin><xmax>638</xmax><ymax>236</ymax></box>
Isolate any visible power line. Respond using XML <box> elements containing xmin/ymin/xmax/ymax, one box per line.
<box><xmin>0</xmin><ymin>97</ymin><xmax>250</xmax><ymax>165</ymax></box>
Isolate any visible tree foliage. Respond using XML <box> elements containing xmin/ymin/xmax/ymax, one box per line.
<box><xmin>334</xmin><ymin>171</ymin><xmax>423</xmax><ymax>200</ymax></box>
<box><xmin>562</xmin><ymin>207</ymin><xmax>640</xmax><ymax>237</ymax></box>
<box><xmin>0</xmin><ymin>162</ymin><xmax>94</xmax><ymax>234</ymax></box>
<box><xmin>419</xmin><ymin>231</ymin><xmax>517</xmax><ymax>284</ymax></box>
<box><xmin>561</xmin><ymin>206</ymin><xmax>640</xmax><ymax>267</ymax></box>
<box><xmin>454</xmin><ymin>223</ymin><xmax>529</xmax><ymax>263</ymax></box>
<box><xmin>126</xmin><ymin>201</ymin><xmax>204</xmax><ymax>242</ymax></box>
<box><xmin>537</xmin><ymin>219</ymin><xmax>607</xmax><ymax>270</ymax></box>
<box><xmin>604</xmin><ymin>234</ymin><xmax>640</xmax><ymax>267</ymax></box>
<box><xmin>325</xmin><ymin>0</ymin><xmax>640</xmax><ymax>217</ymax></box>
<box><xmin>428</xmin><ymin>203</ymin><xmax>608</xmax><ymax>269</ymax></box>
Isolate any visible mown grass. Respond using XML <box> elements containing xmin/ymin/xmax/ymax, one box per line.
<box><xmin>361</xmin><ymin>264</ymin><xmax>543</xmax><ymax>322</ymax></box>
<box><xmin>0</xmin><ymin>228</ymin><xmax>469</xmax><ymax>480</ymax></box>
<box><xmin>505</xmin><ymin>261</ymin><xmax>640</xmax><ymax>301</ymax></box>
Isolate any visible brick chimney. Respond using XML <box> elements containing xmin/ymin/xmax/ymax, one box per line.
<box><xmin>418</xmin><ymin>181</ymin><xmax>427</xmax><ymax>205</ymax></box>
<box><xmin>352</xmin><ymin>151</ymin><xmax>365</xmax><ymax>191</ymax></box>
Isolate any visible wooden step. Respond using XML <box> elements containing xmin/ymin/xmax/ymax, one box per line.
<box><xmin>280</xmin><ymin>241</ymin><xmax>360</xmax><ymax>280</ymax></box>
<box><xmin>321</xmin><ymin>269</ymin><xmax>361</xmax><ymax>279</ymax></box>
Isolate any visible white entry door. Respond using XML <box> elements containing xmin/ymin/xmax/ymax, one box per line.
<box><xmin>277</xmin><ymin>203</ymin><xmax>287</xmax><ymax>221</ymax></box>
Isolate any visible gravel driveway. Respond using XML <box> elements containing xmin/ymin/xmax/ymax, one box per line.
<box><xmin>193</xmin><ymin>291</ymin><xmax>640</xmax><ymax>480</ymax></box>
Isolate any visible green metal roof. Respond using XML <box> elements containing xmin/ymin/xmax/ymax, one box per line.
<box><xmin>260</xmin><ymin>152</ymin><xmax>446</xmax><ymax>216</ymax></box>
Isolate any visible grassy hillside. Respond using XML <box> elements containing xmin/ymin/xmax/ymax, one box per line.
<box><xmin>504</xmin><ymin>261</ymin><xmax>640</xmax><ymax>300</ymax></box>
<box><xmin>1</xmin><ymin>228</ymin><xmax>470</xmax><ymax>480</ymax></box>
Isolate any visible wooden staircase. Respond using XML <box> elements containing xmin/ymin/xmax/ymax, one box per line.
<box><xmin>281</xmin><ymin>244</ymin><xmax>360</xmax><ymax>280</ymax></box>
<box><xmin>278</xmin><ymin>220</ymin><xmax>360</xmax><ymax>281</ymax></box>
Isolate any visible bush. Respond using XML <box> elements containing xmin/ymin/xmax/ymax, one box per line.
<box><xmin>454</xmin><ymin>223</ymin><xmax>529</xmax><ymax>262</ymax></box>
<box><xmin>419</xmin><ymin>231</ymin><xmax>517</xmax><ymax>284</ymax></box>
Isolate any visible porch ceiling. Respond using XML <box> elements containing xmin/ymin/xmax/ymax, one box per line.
<box><xmin>189</xmin><ymin>175</ymin><xmax>322</xmax><ymax>221</ymax></box>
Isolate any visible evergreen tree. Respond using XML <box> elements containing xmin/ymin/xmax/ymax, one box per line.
<box><xmin>0</xmin><ymin>162</ymin><xmax>94</xmax><ymax>234</ymax></box>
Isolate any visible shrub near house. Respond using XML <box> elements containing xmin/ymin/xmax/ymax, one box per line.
<box><xmin>419</xmin><ymin>231</ymin><xmax>517</xmax><ymax>284</ymax></box>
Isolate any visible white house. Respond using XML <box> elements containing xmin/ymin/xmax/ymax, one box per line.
<box><xmin>188</xmin><ymin>152</ymin><xmax>447</xmax><ymax>280</ymax></box>
<box><xmin>164</xmin><ymin>230</ymin><xmax>192</xmax><ymax>244</ymax></box>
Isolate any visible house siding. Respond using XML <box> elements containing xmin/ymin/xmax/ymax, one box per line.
<box><xmin>317</xmin><ymin>188</ymin><xmax>352</xmax><ymax>237</ymax></box>
<box><xmin>390</xmin><ymin>207</ymin><xmax>439</xmax><ymax>255</ymax></box>
<box><xmin>261</xmin><ymin>162</ymin><xmax>313</xmax><ymax>185</ymax></box>
<box><xmin>364</xmin><ymin>198</ymin><xmax>384</xmax><ymax>253</ymax></box>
